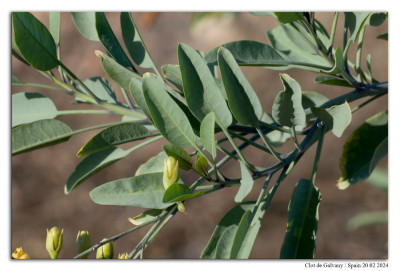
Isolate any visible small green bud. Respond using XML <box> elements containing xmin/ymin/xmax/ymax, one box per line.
<box><xmin>46</xmin><ymin>227</ymin><xmax>63</xmax><ymax>259</ymax></box>
<box><xmin>163</xmin><ymin>157</ymin><xmax>180</xmax><ymax>189</ymax></box>
<box><xmin>96</xmin><ymin>239</ymin><xmax>113</xmax><ymax>259</ymax></box>
<box><xmin>195</xmin><ymin>154</ymin><xmax>208</xmax><ymax>174</ymax></box>
<box><xmin>76</xmin><ymin>231</ymin><xmax>92</xmax><ymax>259</ymax></box>
<box><xmin>118</xmin><ymin>253</ymin><xmax>130</xmax><ymax>259</ymax></box>
<box><xmin>177</xmin><ymin>202</ymin><xmax>186</xmax><ymax>213</ymax></box>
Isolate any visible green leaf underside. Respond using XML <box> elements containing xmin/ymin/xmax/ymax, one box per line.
<box><xmin>200</xmin><ymin>112</ymin><xmax>217</xmax><ymax>159</ymax></box>
<box><xmin>204</xmin><ymin>40</ymin><xmax>288</xmax><ymax>67</ymax></box>
<box><xmin>162</xmin><ymin>183</ymin><xmax>204</xmax><ymax>203</ymax></box>
<box><xmin>272</xmin><ymin>74</ymin><xmax>306</xmax><ymax>127</ymax></box>
<box><xmin>314</xmin><ymin>76</ymin><xmax>353</xmax><ymax>87</ymax></box>
<box><xmin>260</xmin><ymin>113</ymin><xmax>291</xmax><ymax>147</ymax></box>
<box><xmin>280</xmin><ymin>179</ymin><xmax>321</xmax><ymax>259</ymax></box>
<box><xmin>301</xmin><ymin>91</ymin><xmax>330</xmax><ymax>110</ymax></box>
<box><xmin>12</xmin><ymin>119</ymin><xmax>73</xmax><ymax>155</ymax></box>
<box><xmin>234</xmin><ymin>161</ymin><xmax>254</xmax><ymax>203</ymax></box>
<box><xmin>142</xmin><ymin>73</ymin><xmax>199</xmax><ymax>148</ymax></box>
<box><xmin>49</xmin><ymin>12</ymin><xmax>60</xmax><ymax>45</ymax></box>
<box><xmin>76</xmin><ymin>77</ymin><xmax>117</xmax><ymax>104</ymax></box>
<box><xmin>90</xmin><ymin>172</ymin><xmax>173</xmax><ymax>209</ymax></box>
<box><xmin>121</xmin><ymin>12</ymin><xmax>154</xmax><ymax>69</ymax></box>
<box><xmin>128</xmin><ymin>78</ymin><xmax>152</xmax><ymax>119</ymax></box>
<box><xmin>201</xmin><ymin>201</ymin><xmax>264</xmax><ymax>259</ymax></box>
<box><xmin>218</xmin><ymin>47</ymin><xmax>263</xmax><ymax>126</ymax></box>
<box><xmin>12</xmin><ymin>92</ymin><xmax>58</xmax><ymax>127</ymax></box>
<box><xmin>96</xmin><ymin>51</ymin><xmax>142</xmax><ymax>91</ymax></box>
<box><xmin>71</xmin><ymin>12</ymin><xmax>100</xmax><ymax>41</ymax></box>
<box><xmin>274</xmin><ymin>12</ymin><xmax>304</xmax><ymax>24</ymax></box>
<box><xmin>338</xmin><ymin>111</ymin><xmax>388</xmax><ymax>189</ymax></box>
<box><xmin>12</xmin><ymin>12</ymin><xmax>58</xmax><ymax>71</ymax></box>
<box><xmin>135</xmin><ymin>151</ymin><xmax>168</xmax><ymax>176</ymax></box>
<box><xmin>129</xmin><ymin>209</ymin><xmax>163</xmax><ymax>225</ymax></box>
<box><xmin>163</xmin><ymin>144</ymin><xmax>193</xmax><ymax>170</ymax></box>
<box><xmin>77</xmin><ymin>122</ymin><xmax>153</xmax><ymax>157</ymax></box>
<box><xmin>267</xmin><ymin>23</ymin><xmax>332</xmax><ymax>70</ymax></box>
<box><xmin>65</xmin><ymin>147</ymin><xmax>130</xmax><ymax>194</ymax></box>
<box><xmin>95</xmin><ymin>12</ymin><xmax>135</xmax><ymax>70</ymax></box>
<box><xmin>311</xmin><ymin>102</ymin><xmax>352</xmax><ymax>137</ymax></box>
<box><xmin>178</xmin><ymin>43</ymin><xmax>232</xmax><ymax>128</ymax></box>
<box><xmin>161</xmin><ymin>64</ymin><xmax>183</xmax><ymax>92</ymax></box>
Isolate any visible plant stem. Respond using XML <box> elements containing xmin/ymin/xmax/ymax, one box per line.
<box><xmin>290</xmin><ymin>125</ymin><xmax>302</xmax><ymax>151</ymax></box>
<box><xmin>222</xmin><ymin>126</ymin><xmax>254</xmax><ymax>170</ymax></box>
<box><xmin>56</xmin><ymin>109</ymin><xmax>112</xmax><ymax>115</ymax></box>
<box><xmin>351</xmin><ymin>92</ymin><xmax>387</xmax><ymax>114</ymax></box>
<box><xmin>328</xmin><ymin>12</ymin><xmax>339</xmax><ymax>54</ymax></box>
<box><xmin>355</xmin><ymin>26</ymin><xmax>367</xmax><ymax>82</ymax></box>
<box><xmin>311</xmin><ymin>126</ymin><xmax>326</xmax><ymax>184</ymax></box>
<box><xmin>256</xmin><ymin>127</ymin><xmax>283</xmax><ymax>162</ymax></box>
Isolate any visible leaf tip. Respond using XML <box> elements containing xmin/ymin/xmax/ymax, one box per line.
<box><xmin>337</xmin><ymin>177</ymin><xmax>350</xmax><ymax>190</ymax></box>
<box><xmin>94</xmin><ymin>50</ymin><xmax>103</xmax><ymax>58</ymax></box>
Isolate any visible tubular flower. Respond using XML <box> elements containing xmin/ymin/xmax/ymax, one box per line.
<box><xmin>163</xmin><ymin>157</ymin><xmax>180</xmax><ymax>189</ymax></box>
<box><xmin>12</xmin><ymin>247</ymin><xmax>30</xmax><ymax>259</ymax></box>
<box><xmin>76</xmin><ymin>230</ymin><xmax>92</xmax><ymax>259</ymax></box>
<box><xmin>96</xmin><ymin>239</ymin><xmax>114</xmax><ymax>259</ymax></box>
<box><xmin>46</xmin><ymin>227</ymin><xmax>63</xmax><ymax>259</ymax></box>
<box><xmin>118</xmin><ymin>253</ymin><xmax>130</xmax><ymax>259</ymax></box>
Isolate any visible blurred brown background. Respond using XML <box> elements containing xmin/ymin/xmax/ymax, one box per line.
<box><xmin>11</xmin><ymin>12</ymin><xmax>388</xmax><ymax>259</ymax></box>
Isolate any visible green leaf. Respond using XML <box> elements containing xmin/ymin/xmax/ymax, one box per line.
<box><xmin>274</xmin><ymin>12</ymin><xmax>304</xmax><ymax>24</ymax></box>
<box><xmin>200</xmin><ymin>112</ymin><xmax>217</xmax><ymax>159</ymax></box>
<box><xmin>311</xmin><ymin>102</ymin><xmax>352</xmax><ymax>137</ymax></box>
<box><xmin>267</xmin><ymin>23</ymin><xmax>332</xmax><ymax>71</ymax></box>
<box><xmin>12</xmin><ymin>119</ymin><xmax>73</xmax><ymax>155</ymax></box>
<box><xmin>347</xmin><ymin>211</ymin><xmax>388</xmax><ymax>231</ymax></box>
<box><xmin>217</xmin><ymin>47</ymin><xmax>263</xmax><ymax>126</ymax></box>
<box><xmin>142</xmin><ymin>73</ymin><xmax>199</xmax><ymax>148</ymax></box>
<box><xmin>204</xmin><ymin>40</ymin><xmax>288</xmax><ymax>67</ymax></box>
<box><xmin>96</xmin><ymin>50</ymin><xmax>142</xmax><ymax>91</ymax></box>
<box><xmin>65</xmin><ymin>147</ymin><xmax>131</xmax><ymax>194</ymax></box>
<box><xmin>77</xmin><ymin>122</ymin><xmax>154</xmax><ymax>157</ymax></box>
<box><xmin>129</xmin><ymin>209</ymin><xmax>163</xmax><ymax>225</ymax></box>
<box><xmin>338</xmin><ymin>111</ymin><xmax>388</xmax><ymax>189</ymax></box>
<box><xmin>260</xmin><ymin>113</ymin><xmax>291</xmax><ymax>147</ymax></box>
<box><xmin>135</xmin><ymin>151</ymin><xmax>168</xmax><ymax>176</ymax></box>
<box><xmin>377</xmin><ymin>33</ymin><xmax>388</xmax><ymax>40</ymax></box>
<box><xmin>71</xmin><ymin>12</ymin><xmax>100</xmax><ymax>41</ymax></box>
<box><xmin>366</xmin><ymin>168</ymin><xmax>388</xmax><ymax>192</ymax></box>
<box><xmin>280</xmin><ymin>178</ymin><xmax>321</xmax><ymax>259</ymax></box>
<box><xmin>369</xmin><ymin>12</ymin><xmax>387</xmax><ymax>26</ymax></box>
<box><xmin>95</xmin><ymin>12</ymin><xmax>136</xmax><ymax>70</ymax></box>
<box><xmin>301</xmin><ymin>91</ymin><xmax>330</xmax><ymax>109</ymax></box>
<box><xmin>201</xmin><ymin>201</ymin><xmax>263</xmax><ymax>259</ymax></box>
<box><xmin>344</xmin><ymin>12</ymin><xmax>372</xmax><ymax>43</ymax></box>
<box><xmin>162</xmin><ymin>183</ymin><xmax>204</xmax><ymax>203</ymax></box>
<box><xmin>49</xmin><ymin>12</ymin><xmax>60</xmax><ymax>45</ymax></box>
<box><xmin>76</xmin><ymin>77</ymin><xmax>118</xmax><ymax>104</ymax></box>
<box><xmin>234</xmin><ymin>161</ymin><xmax>254</xmax><ymax>203</ymax></box>
<box><xmin>121</xmin><ymin>12</ymin><xmax>155</xmax><ymax>69</ymax></box>
<box><xmin>163</xmin><ymin>144</ymin><xmax>193</xmax><ymax>170</ymax></box>
<box><xmin>161</xmin><ymin>64</ymin><xmax>183</xmax><ymax>93</ymax></box>
<box><xmin>12</xmin><ymin>92</ymin><xmax>58</xmax><ymax>127</ymax></box>
<box><xmin>272</xmin><ymin>74</ymin><xmax>306</xmax><ymax>128</ymax></box>
<box><xmin>178</xmin><ymin>42</ymin><xmax>232</xmax><ymax>128</ymax></box>
<box><xmin>90</xmin><ymin>172</ymin><xmax>173</xmax><ymax>209</ymax></box>
<box><xmin>128</xmin><ymin>78</ymin><xmax>152</xmax><ymax>119</ymax></box>
<box><xmin>12</xmin><ymin>12</ymin><xmax>58</xmax><ymax>71</ymax></box>
<box><xmin>314</xmin><ymin>76</ymin><xmax>353</xmax><ymax>87</ymax></box>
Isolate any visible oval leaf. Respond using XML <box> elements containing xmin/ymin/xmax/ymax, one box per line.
<box><xmin>338</xmin><ymin>111</ymin><xmax>388</xmax><ymax>189</ymax></box>
<box><xmin>128</xmin><ymin>78</ymin><xmax>152</xmax><ymax>120</ymax></box>
<box><xmin>217</xmin><ymin>47</ymin><xmax>263</xmax><ymax>125</ymax></box>
<box><xmin>161</xmin><ymin>64</ymin><xmax>183</xmax><ymax>93</ymax></box>
<box><xmin>129</xmin><ymin>209</ymin><xmax>163</xmax><ymax>225</ymax></box>
<box><xmin>135</xmin><ymin>151</ymin><xmax>168</xmax><ymax>176</ymax></box>
<box><xmin>200</xmin><ymin>112</ymin><xmax>216</xmax><ymax>159</ymax></box>
<box><xmin>234</xmin><ymin>161</ymin><xmax>254</xmax><ymax>203</ymax></box>
<box><xmin>65</xmin><ymin>147</ymin><xmax>130</xmax><ymax>194</ymax></box>
<box><xmin>280</xmin><ymin>178</ymin><xmax>321</xmax><ymax>259</ymax></box>
<box><xmin>274</xmin><ymin>12</ymin><xmax>304</xmax><ymax>24</ymax></box>
<box><xmin>95</xmin><ymin>12</ymin><xmax>136</xmax><ymax>70</ymax></box>
<box><xmin>162</xmin><ymin>183</ymin><xmax>204</xmax><ymax>203</ymax></box>
<box><xmin>12</xmin><ymin>119</ymin><xmax>73</xmax><ymax>155</ymax></box>
<box><xmin>77</xmin><ymin>122</ymin><xmax>154</xmax><ymax>157</ymax></box>
<box><xmin>272</xmin><ymin>74</ymin><xmax>306</xmax><ymax>127</ymax></box>
<box><xmin>90</xmin><ymin>172</ymin><xmax>173</xmax><ymax>209</ymax></box>
<box><xmin>12</xmin><ymin>12</ymin><xmax>58</xmax><ymax>71</ymax></box>
<box><xmin>71</xmin><ymin>12</ymin><xmax>100</xmax><ymax>41</ymax></box>
<box><xmin>142</xmin><ymin>73</ymin><xmax>199</xmax><ymax>148</ymax></box>
<box><xmin>76</xmin><ymin>77</ymin><xmax>117</xmax><ymax>104</ymax></box>
<box><xmin>12</xmin><ymin>92</ymin><xmax>58</xmax><ymax>127</ymax></box>
<box><xmin>163</xmin><ymin>144</ymin><xmax>193</xmax><ymax>170</ymax></box>
<box><xmin>311</xmin><ymin>102</ymin><xmax>352</xmax><ymax>137</ymax></box>
<box><xmin>178</xmin><ymin>42</ymin><xmax>232</xmax><ymax>128</ymax></box>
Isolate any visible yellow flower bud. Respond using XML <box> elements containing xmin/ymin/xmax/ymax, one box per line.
<box><xmin>195</xmin><ymin>154</ymin><xmax>208</xmax><ymax>175</ymax></box>
<box><xmin>177</xmin><ymin>202</ymin><xmax>186</xmax><ymax>213</ymax></box>
<box><xmin>118</xmin><ymin>253</ymin><xmax>130</xmax><ymax>259</ymax></box>
<box><xmin>46</xmin><ymin>227</ymin><xmax>63</xmax><ymax>259</ymax></box>
<box><xmin>76</xmin><ymin>231</ymin><xmax>92</xmax><ymax>259</ymax></box>
<box><xmin>163</xmin><ymin>157</ymin><xmax>180</xmax><ymax>189</ymax></box>
<box><xmin>96</xmin><ymin>239</ymin><xmax>113</xmax><ymax>259</ymax></box>
<box><xmin>12</xmin><ymin>247</ymin><xmax>30</xmax><ymax>259</ymax></box>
